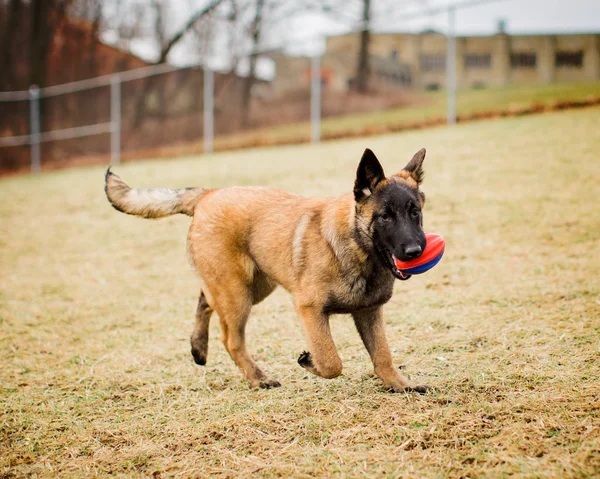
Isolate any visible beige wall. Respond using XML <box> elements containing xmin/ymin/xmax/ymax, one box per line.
<box><xmin>509</xmin><ymin>36</ymin><xmax>549</xmax><ymax>84</ymax></box>
<box><xmin>271</xmin><ymin>55</ymin><xmax>311</xmax><ymax>95</ymax></box>
<box><xmin>417</xmin><ymin>34</ymin><xmax>447</xmax><ymax>88</ymax></box>
<box><xmin>555</xmin><ymin>34</ymin><xmax>599</xmax><ymax>82</ymax></box>
<box><xmin>462</xmin><ymin>36</ymin><xmax>504</xmax><ymax>87</ymax></box>
<box><xmin>274</xmin><ymin>32</ymin><xmax>600</xmax><ymax>94</ymax></box>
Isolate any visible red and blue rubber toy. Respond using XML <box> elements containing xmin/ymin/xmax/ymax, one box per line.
<box><xmin>394</xmin><ymin>232</ymin><xmax>445</xmax><ymax>276</ymax></box>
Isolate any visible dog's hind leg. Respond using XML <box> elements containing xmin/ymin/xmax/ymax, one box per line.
<box><xmin>190</xmin><ymin>290</ymin><xmax>213</xmax><ymax>366</ymax></box>
<box><xmin>213</xmin><ymin>285</ymin><xmax>281</xmax><ymax>390</ymax></box>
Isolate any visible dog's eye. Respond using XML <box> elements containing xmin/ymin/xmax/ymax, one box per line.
<box><xmin>381</xmin><ymin>213</ymin><xmax>392</xmax><ymax>221</ymax></box>
<box><xmin>411</xmin><ymin>209</ymin><xmax>420</xmax><ymax>219</ymax></box>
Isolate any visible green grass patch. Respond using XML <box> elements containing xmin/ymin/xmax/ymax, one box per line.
<box><xmin>215</xmin><ymin>81</ymin><xmax>600</xmax><ymax>145</ymax></box>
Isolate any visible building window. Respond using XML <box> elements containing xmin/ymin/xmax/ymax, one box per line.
<box><xmin>511</xmin><ymin>52</ymin><xmax>537</xmax><ymax>68</ymax></box>
<box><xmin>420</xmin><ymin>54</ymin><xmax>445</xmax><ymax>72</ymax></box>
<box><xmin>376</xmin><ymin>68</ymin><xmax>412</xmax><ymax>86</ymax></box>
<box><xmin>555</xmin><ymin>50</ymin><xmax>583</xmax><ymax>68</ymax></box>
<box><xmin>465</xmin><ymin>53</ymin><xmax>491</xmax><ymax>69</ymax></box>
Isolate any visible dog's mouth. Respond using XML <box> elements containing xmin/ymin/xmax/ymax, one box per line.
<box><xmin>391</xmin><ymin>254</ymin><xmax>412</xmax><ymax>281</ymax></box>
<box><xmin>377</xmin><ymin>245</ymin><xmax>412</xmax><ymax>281</ymax></box>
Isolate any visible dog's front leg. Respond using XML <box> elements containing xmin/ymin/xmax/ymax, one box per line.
<box><xmin>352</xmin><ymin>307</ymin><xmax>429</xmax><ymax>393</ymax></box>
<box><xmin>296</xmin><ymin>304</ymin><xmax>343</xmax><ymax>379</ymax></box>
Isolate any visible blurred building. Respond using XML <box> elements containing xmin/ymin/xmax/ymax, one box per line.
<box><xmin>273</xmin><ymin>29</ymin><xmax>600</xmax><ymax>93</ymax></box>
<box><xmin>48</xmin><ymin>18</ymin><xmax>149</xmax><ymax>85</ymax></box>
<box><xmin>0</xmin><ymin>9</ymin><xmax>148</xmax><ymax>90</ymax></box>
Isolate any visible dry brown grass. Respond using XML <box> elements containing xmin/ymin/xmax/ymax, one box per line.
<box><xmin>1</xmin><ymin>107</ymin><xmax>599</xmax><ymax>478</ymax></box>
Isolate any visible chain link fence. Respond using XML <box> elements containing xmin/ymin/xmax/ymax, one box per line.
<box><xmin>0</xmin><ymin>60</ymin><xmax>320</xmax><ymax>174</ymax></box>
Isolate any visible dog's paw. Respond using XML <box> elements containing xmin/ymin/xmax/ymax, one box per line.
<box><xmin>390</xmin><ymin>383</ymin><xmax>430</xmax><ymax>394</ymax></box>
<box><xmin>406</xmin><ymin>383</ymin><xmax>430</xmax><ymax>394</ymax></box>
<box><xmin>191</xmin><ymin>347</ymin><xmax>206</xmax><ymax>366</ymax></box>
<box><xmin>249</xmin><ymin>377</ymin><xmax>281</xmax><ymax>390</ymax></box>
<box><xmin>259</xmin><ymin>378</ymin><xmax>282</xmax><ymax>389</ymax></box>
<box><xmin>297</xmin><ymin>351</ymin><xmax>342</xmax><ymax>378</ymax></box>
<box><xmin>297</xmin><ymin>351</ymin><xmax>314</xmax><ymax>369</ymax></box>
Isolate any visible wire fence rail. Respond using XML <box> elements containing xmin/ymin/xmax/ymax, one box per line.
<box><xmin>0</xmin><ymin>58</ymin><xmax>325</xmax><ymax>174</ymax></box>
<box><xmin>0</xmin><ymin>63</ymin><xmax>217</xmax><ymax>173</ymax></box>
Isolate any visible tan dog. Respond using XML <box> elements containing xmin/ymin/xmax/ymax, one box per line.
<box><xmin>105</xmin><ymin>148</ymin><xmax>429</xmax><ymax>393</ymax></box>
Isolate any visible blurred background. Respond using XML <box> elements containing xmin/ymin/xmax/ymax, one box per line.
<box><xmin>0</xmin><ymin>0</ymin><xmax>599</xmax><ymax>174</ymax></box>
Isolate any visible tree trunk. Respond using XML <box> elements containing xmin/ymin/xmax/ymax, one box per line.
<box><xmin>132</xmin><ymin>0</ymin><xmax>224</xmax><ymax>128</ymax></box>
<box><xmin>0</xmin><ymin>0</ymin><xmax>23</xmax><ymax>89</ymax></box>
<box><xmin>355</xmin><ymin>0</ymin><xmax>370</xmax><ymax>94</ymax></box>
<box><xmin>29</xmin><ymin>0</ymin><xmax>72</xmax><ymax>87</ymax></box>
<box><xmin>88</xmin><ymin>0</ymin><xmax>102</xmax><ymax>78</ymax></box>
<box><xmin>29</xmin><ymin>0</ymin><xmax>52</xmax><ymax>88</ymax></box>
<box><xmin>241</xmin><ymin>0</ymin><xmax>264</xmax><ymax>129</ymax></box>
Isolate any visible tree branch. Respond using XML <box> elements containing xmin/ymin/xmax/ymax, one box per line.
<box><xmin>158</xmin><ymin>0</ymin><xmax>225</xmax><ymax>63</ymax></box>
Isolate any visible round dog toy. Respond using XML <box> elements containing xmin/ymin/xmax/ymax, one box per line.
<box><xmin>394</xmin><ymin>232</ymin><xmax>445</xmax><ymax>276</ymax></box>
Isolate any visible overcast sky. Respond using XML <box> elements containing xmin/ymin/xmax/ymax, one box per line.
<box><xmin>366</xmin><ymin>0</ymin><xmax>598</xmax><ymax>35</ymax></box>
<box><xmin>254</xmin><ymin>0</ymin><xmax>600</xmax><ymax>76</ymax></box>
<box><xmin>280</xmin><ymin>0</ymin><xmax>600</xmax><ymax>55</ymax></box>
<box><xmin>111</xmin><ymin>0</ymin><xmax>600</xmax><ymax>74</ymax></box>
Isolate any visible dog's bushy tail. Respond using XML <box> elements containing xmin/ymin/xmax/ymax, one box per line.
<box><xmin>104</xmin><ymin>168</ymin><xmax>206</xmax><ymax>218</ymax></box>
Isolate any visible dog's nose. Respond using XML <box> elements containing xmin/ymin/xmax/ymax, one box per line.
<box><xmin>404</xmin><ymin>244</ymin><xmax>422</xmax><ymax>259</ymax></box>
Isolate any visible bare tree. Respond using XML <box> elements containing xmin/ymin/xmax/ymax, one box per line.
<box><xmin>230</xmin><ymin>0</ymin><xmax>327</xmax><ymax>128</ymax></box>
<box><xmin>240</xmin><ymin>0</ymin><xmax>264</xmax><ymax>128</ymax></box>
<box><xmin>156</xmin><ymin>0</ymin><xmax>224</xmax><ymax>64</ymax></box>
<box><xmin>129</xmin><ymin>0</ymin><xmax>224</xmax><ymax>126</ymax></box>
<box><xmin>30</xmin><ymin>0</ymin><xmax>74</xmax><ymax>87</ymax></box>
<box><xmin>355</xmin><ymin>0</ymin><xmax>370</xmax><ymax>93</ymax></box>
<box><xmin>0</xmin><ymin>0</ymin><xmax>23</xmax><ymax>89</ymax></box>
<box><xmin>105</xmin><ymin>0</ymin><xmax>147</xmax><ymax>54</ymax></box>
<box><xmin>70</xmin><ymin>0</ymin><xmax>103</xmax><ymax>77</ymax></box>
<box><xmin>0</xmin><ymin>0</ymin><xmax>107</xmax><ymax>89</ymax></box>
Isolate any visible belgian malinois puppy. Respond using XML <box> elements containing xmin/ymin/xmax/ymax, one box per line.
<box><xmin>105</xmin><ymin>148</ymin><xmax>429</xmax><ymax>393</ymax></box>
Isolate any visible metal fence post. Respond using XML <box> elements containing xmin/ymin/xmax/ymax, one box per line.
<box><xmin>29</xmin><ymin>85</ymin><xmax>41</xmax><ymax>174</ymax></box>
<box><xmin>110</xmin><ymin>75</ymin><xmax>121</xmax><ymax>165</ymax></box>
<box><xmin>203</xmin><ymin>67</ymin><xmax>214</xmax><ymax>155</ymax></box>
<box><xmin>310</xmin><ymin>55</ymin><xmax>321</xmax><ymax>144</ymax></box>
<box><xmin>446</xmin><ymin>5</ymin><xmax>457</xmax><ymax>125</ymax></box>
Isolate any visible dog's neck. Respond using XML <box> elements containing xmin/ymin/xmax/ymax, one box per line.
<box><xmin>320</xmin><ymin>195</ymin><xmax>386</xmax><ymax>280</ymax></box>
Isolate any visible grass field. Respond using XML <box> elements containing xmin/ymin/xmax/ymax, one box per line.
<box><xmin>211</xmin><ymin>81</ymin><xmax>600</xmax><ymax>149</ymax></box>
<box><xmin>2</xmin><ymin>107</ymin><xmax>600</xmax><ymax>478</ymax></box>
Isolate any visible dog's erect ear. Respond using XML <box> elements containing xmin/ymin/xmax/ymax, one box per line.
<box><xmin>354</xmin><ymin>149</ymin><xmax>386</xmax><ymax>201</ymax></box>
<box><xmin>398</xmin><ymin>148</ymin><xmax>426</xmax><ymax>186</ymax></box>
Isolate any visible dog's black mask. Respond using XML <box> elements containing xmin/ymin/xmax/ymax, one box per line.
<box><xmin>354</xmin><ymin>148</ymin><xmax>427</xmax><ymax>280</ymax></box>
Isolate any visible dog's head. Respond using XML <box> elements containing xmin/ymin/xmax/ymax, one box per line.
<box><xmin>353</xmin><ymin>148</ymin><xmax>427</xmax><ymax>280</ymax></box>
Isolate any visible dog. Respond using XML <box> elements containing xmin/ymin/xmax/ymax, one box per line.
<box><xmin>104</xmin><ymin>148</ymin><xmax>429</xmax><ymax>393</ymax></box>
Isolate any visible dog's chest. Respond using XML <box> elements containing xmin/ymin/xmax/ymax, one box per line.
<box><xmin>323</xmin><ymin>268</ymin><xmax>395</xmax><ymax>315</ymax></box>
